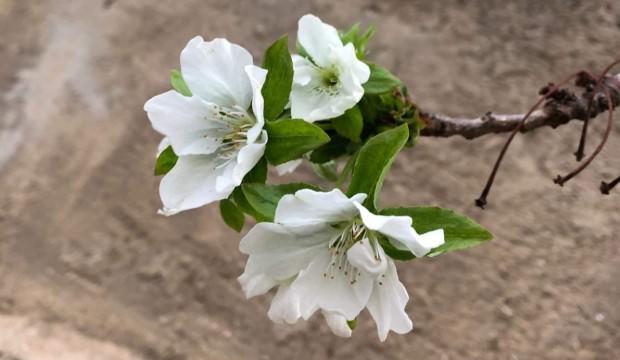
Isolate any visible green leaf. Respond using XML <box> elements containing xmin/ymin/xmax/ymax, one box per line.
<box><xmin>357</xmin><ymin>94</ymin><xmax>382</xmax><ymax>126</ymax></box>
<box><xmin>376</xmin><ymin>236</ymin><xmax>411</xmax><ymax>261</ymax></box>
<box><xmin>347</xmin><ymin>319</ymin><xmax>357</xmax><ymax>330</ymax></box>
<box><xmin>265</xmin><ymin>119</ymin><xmax>330</xmax><ymax>165</ymax></box>
<box><xmin>219</xmin><ymin>199</ymin><xmax>245</xmax><ymax>232</ymax></box>
<box><xmin>336</xmin><ymin>150</ymin><xmax>359</xmax><ymax>187</ymax></box>
<box><xmin>357</xmin><ymin>92</ymin><xmax>398</xmax><ymax>125</ymax></box>
<box><xmin>311</xmin><ymin>160</ymin><xmax>338</xmax><ymax>182</ymax></box>
<box><xmin>347</xmin><ymin>125</ymin><xmax>409</xmax><ymax>211</ymax></box>
<box><xmin>332</xmin><ymin>106</ymin><xmax>363</xmax><ymax>142</ymax></box>
<box><xmin>363</xmin><ymin>64</ymin><xmax>402</xmax><ymax>95</ymax></box>
<box><xmin>243</xmin><ymin>157</ymin><xmax>267</xmax><ymax>184</ymax></box>
<box><xmin>406</xmin><ymin>109</ymin><xmax>423</xmax><ymax>147</ymax></box>
<box><xmin>232</xmin><ymin>188</ymin><xmax>268</xmax><ymax>222</ymax></box>
<box><xmin>359</xmin><ymin>27</ymin><xmax>376</xmax><ymax>56</ymax></box>
<box><xmin>309</xmin><ymin>134</ymin><xmax>350</xmax><ymax>164</ymax></box>
<box><xmin>296</xmin><ymin>41</ymin><xmax>310</xmax><ymax>60</ymax></box>
<box><xmin>379</xmin><ymin>207</ymin><xmax>493</xmax><ymax>260</ymax></box>
<box><xmin>340</xmin><ymin>23</ymin><xmax>376</xmax><ymax>59</ymax></box>
<box><xmin>262</xmin><ymin>36</ymin><xmax>294</xmax><ymax>121</ymax></box>
<box><xmin>340</xmin><ymin>23</ymin><xmax>360</xmax><ymax>46</ymax></box>
<box><xmin>154</xmin><ymin>146</ymin><xmax>178</xmax><ymax>175</ymax></box>
<box><xmin>170</xmin><ymin>69</ymin><xmax>192</xmax><ymax>97</ymax></box>
<box><xmin>241</xmin><ymin>182</ymin><xmax>320</xmax><ymax>221</ymax></box>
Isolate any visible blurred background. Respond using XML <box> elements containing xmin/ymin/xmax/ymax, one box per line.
<box><xmin>0</xmin><ymin>0</ymin><xmax>619</xmax><ymax>359</ymax></box>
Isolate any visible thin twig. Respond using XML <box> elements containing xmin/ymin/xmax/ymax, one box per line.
<box><xmin>474</xmin><ymin>74</ymin><xmax>578</xmax><ymax>208</ymax></box>
<box><xmin>574</xmin><ymin>71</ymin><xmax>597</xmax><ymax>161</ymax></box>
<box><xmin>574</xmin><ymin>61</ymin><xmax>620</xmax><ymax>160</ymax></box>
<box><xmin>555</xmin><ymin>85</ymin><xmax>615</xmax><ymax>186</ymax></box>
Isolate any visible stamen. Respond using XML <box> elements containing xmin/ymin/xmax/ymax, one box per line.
<box><xmin>324</xmin><ymin>220</ymin><xmax>381</xmax><ymax>285</ymax></box>
<box><xmin>208</xmin><ymin>106</ymin><xmax>256</xmax><ymax>162</ymax></box>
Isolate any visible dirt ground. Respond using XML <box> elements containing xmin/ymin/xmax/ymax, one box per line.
<box><xmin>0</xmin><ymin>0</ymin><xmax>619</xmax><ymax>359</ymax></box>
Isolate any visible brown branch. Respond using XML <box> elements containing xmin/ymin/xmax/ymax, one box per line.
<box><xmin>419</xmin><ymin>74</ymin><xmax>620</xmax><ymax>139</ymax></box>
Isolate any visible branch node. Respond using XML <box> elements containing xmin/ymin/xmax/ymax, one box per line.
<box><xmin>573</xmin><ymin>150</ymin><xmax>585</xmax><ymax>162</ymax></box>
<box><xmin>482</xmin><ymin>111</ymin><xmax>494</xmax><ymax>122</ymax></box>
<box><xmin>600</xmin><ymin>181</ymin><xmax>611</xmax><ymax>195</ymax></box>
<box><xmin>575</xmin><ymin>70</ymin><xmax>597</xmax><ymax>88</ymax></box>
<box><xmin>539</xmin><ymin>83</ymin><xmax>555</xmax><ymax>95</ymax></box>
<box><xmin>599</xmin><ymin>174</ymin><xmax>620</xmax><ymax>194</ymax></box>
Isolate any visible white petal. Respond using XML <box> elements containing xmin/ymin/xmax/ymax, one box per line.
<box><xmin>331</xmin><ymin>46</ymin><xmax>367</xmax><ymax>106</ymax></box>
<box><xmin>239</xmin><ymin>222</ymin><xmax>336</xmax><ymax>281</ymax></box>
<box><xmin>367</xmin><ymin>260</ymin><xmax>413</xmax><ymax>341</ymax></box>
<box><xmin>347</xmin><ymin>238</ymin><xmax>387</xmax><ymax>275</ymax></box>
<box><xmin>322</xmin><ymin>311</ymin><xmax>352</xmax><ymax>338</ymax></box>
<box><xmin>238</xmin><ymin>272</ymin><xmax>277</xmax><ymax>298</ymax></box>
<box><xmin>145</xmin><ymin>91</ymin><xmax>223</xmax><ymax>155</ymax></box>
<box><xmin>290</xmin><ymin>80</ymin><xmax>356</xmax><ymax>122</ymax></box>
<box><xmin>335</xmin><ymin>43</ymin><xmax>370</xmax><ymax>84</ymax></box>
<box><xmin>214</xmin><ymin>160</ymin><xmax>239</xmax><ymax>195</ymax></box>
<box><xmin>417</xmin><ymin>229</ymin><xmax>445</xmax><ymax>250</ymax></box>
<box><xmin>354</xmin><ymin>202</ymin><xmax>433</xmax><ymax>258</ymax></box>
<box><xmin>297</xmin><ymin>14</ymin><xmax>343</xmax><ymax>66</ymax></box>
<box><xmin>268</xmin><ymin>281</ymin><xmax>301</xmax><ymax>325</ymax></box>
<box><xmin>274</xmin><ymin>189</ymin><xmax>367</xmax><ymax>226</ymax></box>
<box><xmin>166</xmin><ymin>132</ymin><xmax>221</xmax><ymax>156</ymax></box>
<box><xmin>291</xmin><ymin>55</ymin><xmax>315</xmax><ymax>86</ymax></box>
<box><xmin>244</xmin><ymin>65</ymin><xmax>267</xmax><ymax>143</ymax></box>
<box><xmin>228</xmin><ymin>131</ymin><xmax>267</xmax><ymax>189</ymax></box>
<box><xmin>275</xmin><ymin>159</ymin><xmax>303</xmax><ymax>176</ymax></box>
<box><xmin>158</xmin><ymin>155</ymin><xmax>229</xmax><ymax>215</ymax></box>
<box><xmin>292</xmin><ymin>251</ymin><xmax>373</xmax><ymax>321</ymax></box>
<box><xmin>350</xmin><ymin>193</ymin><xmax>367</xmax><ymax>203</ymax></box>
<box><xmin>213</xmin><ymin>131</ymin><xmax>266</xmax><ymax>194</ymax></box>
<box><xmin>290</xmin><ymin>56</ymin><xmax>325</xmax><ymax>121</ymax></box>
<box><xmin>180</xmin><ymin>37</ymin><xmax>253</xmax><ymax>109</ymax></box>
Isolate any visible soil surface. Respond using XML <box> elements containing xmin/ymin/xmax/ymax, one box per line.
<box><xmin>1</xmin><ymin>1</ymin><xmax>619</xmax><ymax>359</ymax></box>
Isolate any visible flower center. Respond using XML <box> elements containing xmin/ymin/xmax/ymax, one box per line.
<box><xmin>210</xmin><ymin>105</ymin><xmax>256</xmax><ymax>161</ymax></box>
<box><xmin>316</xmin><ymin>66</ymin><xmax>341</xmax><ymax>96</ymax></box>
<box><xmin>324</xmin><ymin>220</ymin><xmax>381</xmax><ymax>284</ymax></box>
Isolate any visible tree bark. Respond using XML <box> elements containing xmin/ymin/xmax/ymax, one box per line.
<box><xmin>419</xmin><ymin>74</ymin><xmax>620</xmax><ymax>139</ymax></box>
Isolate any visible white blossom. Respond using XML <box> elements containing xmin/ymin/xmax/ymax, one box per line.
<box><xmin>275</xmin><ymin>159</ymin><xmax>303</xmax><ymax>176</ymax></box>
<box><xmin>238</xmin><ymin>188</ymin><xmax>444</xmax><ymax>340</ymax></box>
<box><xmin>290</xmin><ymin>15</ymin><xmax>370</xmax><ymax>122</ymax></box>
<box><xmin>145</xmin><ymin>37</ymin><xmax>267</xmax><ymax>215</ymax></box>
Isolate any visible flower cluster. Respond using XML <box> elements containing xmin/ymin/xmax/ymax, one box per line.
<box><xmin>145</xmin><ymin>14</ymin><xmax>492</xmax><ymax>341</ymax></box>
<box><xmin>145</xmin><ymin>15</ymin><xmax>370</xmax><ymax>214</ymax></box>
